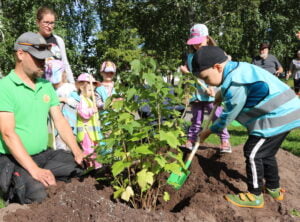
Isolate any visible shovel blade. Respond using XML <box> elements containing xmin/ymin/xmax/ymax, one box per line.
<box><xmin>167</xmin><ymin>170</ymin><xmax>190</xmax><ymax>190</ymax></box>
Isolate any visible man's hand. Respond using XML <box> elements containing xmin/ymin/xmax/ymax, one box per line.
<box><xmin>199</xmin><ymin>129</ymin><xmax>212</xmax><ymax>143</ymax></box>
<box><xmin>180</xmin><ymin>65</ymin><xmax>189</xmax><ymax>74</ymax></box>
<box><xmin>30</xmin><ymin>167</ymin><xmax>56</xmax><ymax>187</ymax></box>
<box><xmin>73</xmin><ymin>151</ymin><xmax>87</xmax><ymax>166</ymax></box>
<box><xmin>73</xmin><ymin>150</ymin><xmax>94</xmax><ymax>168</ymax></box>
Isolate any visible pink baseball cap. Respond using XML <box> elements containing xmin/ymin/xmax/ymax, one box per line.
<box><xmin>187</xmin><ymin>24</ymin><xmax>209</xmax><ymax>45</ymax></box>
<box><xmin>100</xmin><ymin>61</ymin><xmax>116</xmax><ymax>73</ymax></box>
<box><xmin>77</xmin><ymin>73</ymin><xmax>101</xmax><ymax>86</ymax></box>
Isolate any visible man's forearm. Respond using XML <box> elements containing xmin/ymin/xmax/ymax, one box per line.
<box><xmin>277</xmin><ymin>67</ymin><xmax>283</xmax><ymax>73</ymax></box>
<box><xmin>2</xmin><ymin>131</ymin><xmax>39</xmax><ymax>174</ymax></box>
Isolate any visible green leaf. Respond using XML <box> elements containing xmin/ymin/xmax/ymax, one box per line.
<box><xmin>159</xmin><ymin>130</ymin><xmax>180</xmax><ymax>148</ymax></box>
<box><xmin>130</xmin><ymin>59</ymin><xmax>141</xmax><ymax>75</ymax></box>
<box><xmin>121</xmin><ymin>186</ymin><xmax>134</xmax><ymax>202</ymax></box>
<box><xmin>113</xmin><ymin>186</ymin><xmax>125</xmax><ymax>199</ymax></box>
<box><xmin>148</xmin><ymin>57</ymin><xmax>157</xmax><ymax>71</ymax></box>
<box><xmin>143</xmin><ymin>73</ymin><xmax>156</xmax><ymax>86</ymax></box>
<box><xmin>118</xmin><ymin>113</ymin><xmax>132</xmax><ymax>122</ymax></box>
<box><xmin>154</xmin><ymin>156</ymin><xmax>167</xmax><ymax>167</ymax></box>
<box><xmin>121</xmin><ymin>121</ymin><xmax>141</xmax><ymax>134</ymax></box>
<box><xmin>121</xmin><ymin>124</ymin><xmax>134</xmax><ymax>134</ymax></box>
<box><xmin>162</xmin><ymin>121</ymin><xmax>174</xmax><ymax>128</ymax></box>
<box><xmin>129</xmin><ymin>131</ymin><xmax>148</xmax><ymax>141</ymax></box>
<box><xmin>135</xmin><ymin>144</ymin><xmax>154</xmax><ymax>155</ymax></box>
<box><xmin>126</xmin><ymin>88</ymin><xmax>137</xmax><ymax>101</ymax></box>
<box><xmin>111</xmin><ymin>161</ymin><xmax>131</xmax><ymax>177</ymax></box>
<box><xmin>137</xmin><ymin>169</ymin><xmax>154</xmax><ymax>192</ymax></box>
<box><xmin>164</xmin><ymin>162</ymin><xmax>182</xmax><ymax>175</ymax></box>
<box><xmin>163</xmin><ymin>192</ymin><xmax>170</xmax><ymax>202</ymax></box>
<box><xmin>112</xmin><ymin>100</ymin><xmax>123</xmax><ymax>111</ymax></box>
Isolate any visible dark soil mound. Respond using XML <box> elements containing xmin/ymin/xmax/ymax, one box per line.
<box><xmin>3</xmin><ymin>145</ymin><xmax>300</xmax><ymax>222</ymax></box>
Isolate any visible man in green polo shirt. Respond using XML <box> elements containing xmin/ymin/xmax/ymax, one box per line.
<box><xmin>0</xmin><ymin>32</ymin><xmax>87</xmax><ymax>205</ymax></box>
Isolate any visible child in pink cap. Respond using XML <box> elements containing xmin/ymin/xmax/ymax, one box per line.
<box><xmin>76</xmin><ymin>73</ymin><xmax>102</xmax><ymax>169</ymax></box>
<box><xmin>180</xmin><ymin>24</ymin><xmax>231</xmax><ymax>153</ymax></box>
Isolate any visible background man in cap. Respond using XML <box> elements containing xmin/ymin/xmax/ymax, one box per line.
<box><xmin>252</xmin><ymin>42</ymin><xmax>283</xmax><ymax>76</ymax></box>
<box><xmin>0</xmin><ymin>32</ymin><xmax>87</xmax><ymax>205</ymax></box>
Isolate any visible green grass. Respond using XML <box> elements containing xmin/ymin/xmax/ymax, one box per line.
<box><xmin>205</xmin><ymin>121</ymin><xmax>300</xmax><ymax>157</ymax></box>
<box><xmin>290</xmin><ymin>208</ymin><xmax>300</xmax><ymax>217</ymax></box>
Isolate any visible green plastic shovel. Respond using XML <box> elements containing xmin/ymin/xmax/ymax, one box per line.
<box><xmin>167</xmin><ymin>105</ymin><xmax>217</xmax><ymax>190</ymax></box>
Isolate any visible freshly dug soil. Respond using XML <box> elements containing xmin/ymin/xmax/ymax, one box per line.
<box><xmin>2</xmin><ymin>145</ymin><xmax>300</xmax><ymax>222</ymax></box>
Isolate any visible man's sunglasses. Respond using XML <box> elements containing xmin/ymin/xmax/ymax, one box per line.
<box><xmin>18</xmin><ymin>43</ymin><xmax>52</xmax><ymax>51</ymax></box>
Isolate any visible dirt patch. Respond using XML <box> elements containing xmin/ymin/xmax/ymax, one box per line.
<box><xmin>2</xmin><ymin>145</ymin><xmax>300</xmax><ymax>222</ymax></box>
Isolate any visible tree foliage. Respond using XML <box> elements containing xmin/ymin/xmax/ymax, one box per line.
<box><xmin>0</xmin><ymin>0</ymin><xmax>97</xmax><ymax>76</ymax></box>
<box><xmin>1</xmin><ymin>0</ymin><xmax>299</xmax><ymax>76</ymax></box>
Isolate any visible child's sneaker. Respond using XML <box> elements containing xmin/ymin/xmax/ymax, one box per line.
<box><xmin>266</xmin><ymin>188</ymin><xmax>285</xmax><ymax>200</ymax></box>
<box><xmin>219</xmin><ymin>140</ymin><xmax>232</xmax><ymax>153</ymax></box>
<box><xmin>225</xmin><ymin>192</ymin><xmax>264</xmax><ymax>208</ymax></box>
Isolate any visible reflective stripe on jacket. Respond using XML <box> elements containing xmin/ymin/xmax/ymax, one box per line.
<box><xmin>216</xmin><ymin>61</ymin><xmax>300</xmax><ymax>137</ymax></box>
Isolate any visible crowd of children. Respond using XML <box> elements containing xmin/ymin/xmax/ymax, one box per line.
<box><xmin>45</xmin><ymin>60</ymin><xmax>117</xmax><ymax>169</ymax></box>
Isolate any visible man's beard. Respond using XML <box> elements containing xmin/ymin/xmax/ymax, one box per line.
<box><xmin>31</xmin><ymin>70</ymin><xmax>44</xmax><ymax>81</ymax></box>
<box><xmin>260</xmin><ymin>53</ymin><xmax>268</xmax><ymax>59</ymax></box>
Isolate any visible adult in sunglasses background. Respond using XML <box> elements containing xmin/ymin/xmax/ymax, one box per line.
<box><xmin>36</xmin><ymin>6</ymin><xmax>75</xmax><ymax>83</ymax></box>
<box><xmin>0</xmin><ymin>32</ymin><xmax>87</xmax><ymax>205</ymax></box>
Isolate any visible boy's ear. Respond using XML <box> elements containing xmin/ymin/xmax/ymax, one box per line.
<box><xmin>213</xmin><ymin>63</ymin><xmax>224</xmax><ymax>73</ymax></box>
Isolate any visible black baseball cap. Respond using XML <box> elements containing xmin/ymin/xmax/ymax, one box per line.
<box><xmin>192</xmin><ymin>46</ymin><xmax>228</xmax><ymax>75</ymax></box>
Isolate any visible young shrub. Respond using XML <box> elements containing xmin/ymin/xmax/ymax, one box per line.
<box><xmin>96</xmin><ymin>57</ymin><xmax>194</xmax><ymax>210</ymax></box>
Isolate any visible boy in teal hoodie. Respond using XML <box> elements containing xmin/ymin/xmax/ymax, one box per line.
<box><xmin>192</xmin><ymin>46</ymin><xmax>300</xmax><ymax>208</ymax></box>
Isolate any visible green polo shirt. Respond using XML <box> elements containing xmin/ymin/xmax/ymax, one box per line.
<box><xmin>0</xmin><ymin>70</ymin><xmax>59</xmax><ymax>155</ymax></box>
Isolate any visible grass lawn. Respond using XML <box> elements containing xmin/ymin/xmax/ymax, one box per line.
<box><xmin>206</xmin><ymin>122</ymin><xmax>300</xmax><ymax>157</ymax></box>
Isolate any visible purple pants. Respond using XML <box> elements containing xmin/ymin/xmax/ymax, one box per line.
<box><xmin>188</xmin><ymin>101</ymin><xmax>230</xmax><ymax>142</ymax></box>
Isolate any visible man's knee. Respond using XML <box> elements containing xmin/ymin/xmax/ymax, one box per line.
<box><xmin>25</xmin><ymin>181</ymin><xmax>47</xmax><ymax>204</ymax></box>
<box><xmin>44</xmin><ymin>150</ymin><xmax>83</xmax><ymax>179</ymax></box>
<box><xmin>12</xmin><ymin>166</ymin><xmax>47</xmax><ymax>204</ymax></box>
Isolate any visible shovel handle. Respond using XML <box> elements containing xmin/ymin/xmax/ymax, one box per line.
<box><xmin>196</xmin><ymin>79</ymin><xmax>209</xmax><ymax>92</ymax></box>
<box><xmin>186</xmin><ymin>105</ymin><xmax>218</xmax><ymax>163</ymax></box>
<box><xmin>187</xmin><ymin>72</ymin><xmax>209</xmax><ymax>92</ymax></box>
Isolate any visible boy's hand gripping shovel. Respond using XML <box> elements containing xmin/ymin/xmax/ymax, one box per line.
<box><xmin>167</xmin><ymin>105</ymin><xmax>218</xmax><ymax>190</ymax></box>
